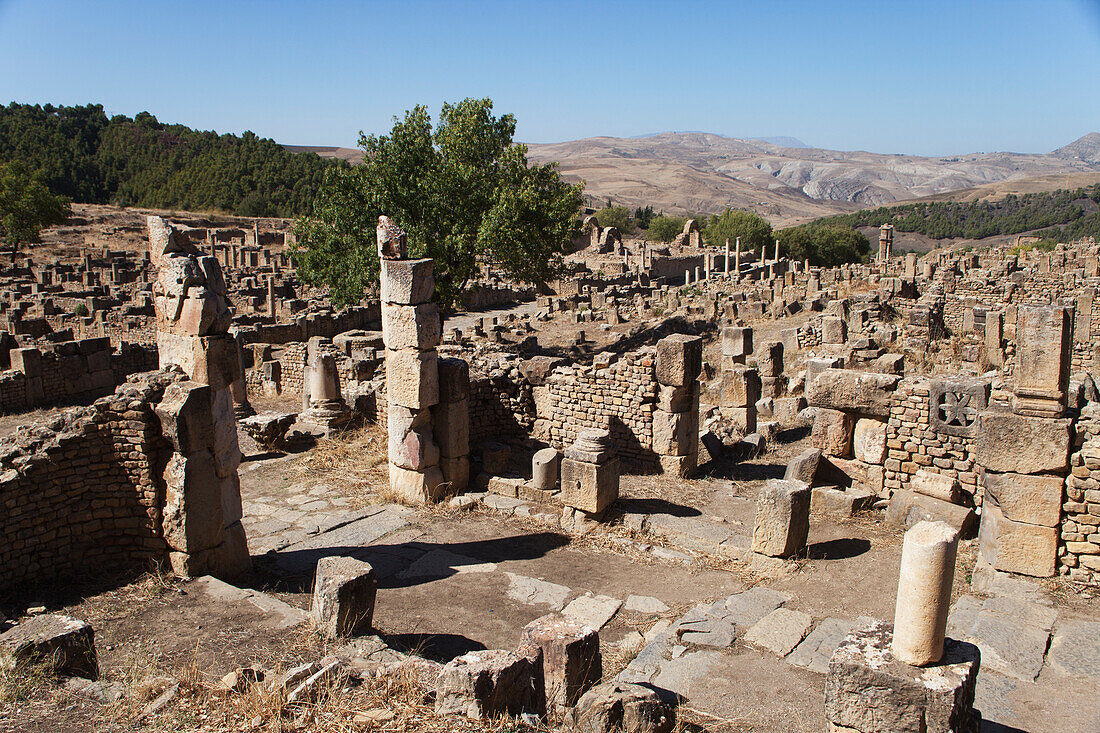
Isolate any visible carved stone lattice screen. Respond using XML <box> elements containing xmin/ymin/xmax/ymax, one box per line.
<box><xmin>929</xmin><ymin>379</ymin><xmax>990</xmax><ymax>438</ymax></box>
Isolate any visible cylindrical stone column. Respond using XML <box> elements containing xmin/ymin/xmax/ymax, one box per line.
<box><xmin>892</xmin><ymin>520</ymin><xmax>959</xmax><ymax>666</ymax></box>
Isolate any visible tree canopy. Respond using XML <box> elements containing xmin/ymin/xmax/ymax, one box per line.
<box><xmin>776</xmin><ymin>223</ymin><xmax>870</xmax><ymax>266</ymax></box>
<box><xmin>0</xmin><ymin>102</ymin><xmax>340</xmax><ymax>216</ymax></box>
<box><xmin>0</xmin><ymin>160</ymin><xmax>71</xmax><ymax>249</ymax></box>
<box><xmin>592</xmin><ymin>205</ymin><xmax>635</xmax><ymax>235</ymax></box>
<box><xmin>703</xmin><ymin>208</ymin><xmax>773</xmax><ymax>252</ymax></box>
<box><xmin>647</xmin><ymin>215</ymin><xmax>686</xmax><ymax>243</ymax></box>
<box><xmin>292</xmin><ymin>99</ymin><xmax>584</xmax><ymax>311</ymax></box>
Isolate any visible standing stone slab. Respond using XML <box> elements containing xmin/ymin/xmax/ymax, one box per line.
<box><xmin>519</xmin><ymin>613</ymin><xmax>602</xmax><ymax>715</ymax></box>
<box><xmin>310</xmin><ymin>556</ymin><xmax>377</xmax><ymax>639</ymax></box>
<box><xmin>825</xmin><ymin>621</ymin><xmax>980</xmax><ymax>733</ymax></box>
<box><xmin>655</xmin><ymin>334</ymin><xmax>702</xmax><ymax>387</ymax></box>
<box><xmin>978</xmin><ymin>503</ymin><xmax>1058</xmax><ymax>577</ymax></box>
<box><xmin>751</xmin><ymin>479</ymin><xmax>811</xmax><ymax>558</ymax></box>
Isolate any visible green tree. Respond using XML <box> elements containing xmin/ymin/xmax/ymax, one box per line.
<box><xmin>0</xmin><ymin>160</ymin><xmax>70</xmax><ymax>254</ymax></box>
<box><xmin>633</xmin><ymin>205</ymin><xmax>655</xmax><ymax>229</ymax></box>
<box><xmin>703</xmin><ymin>208</ymin><xmax>773</xmax><ymax>252</ymax></box>
<box><xmin>647</xmin><ymin>215</ymin><xmax>687</xmax><ymax>243</ymax></box>
<box><xmin>776</xmin><ymin>223</ymin><xmax>870</xmax><ymax>266</ymax></box>
<box><xmin>592</xmin><ymin>204</ymin><xmax>634</xmax><ymax>235</ymax></box>
<box><xmin>292</xmin><ymin>98</ymin><xmax>583</xmax><ymax>311</ymax></box>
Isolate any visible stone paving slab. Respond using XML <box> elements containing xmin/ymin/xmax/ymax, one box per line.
<box><xmin>651</xmin><ymin>649</ymin><xmax>724</xmax><ymax>698</ymax></box>
<box><xmin>950</xmin><ymin>593</ymin><xmax>1057</xmax><ymax>682</ymax></box>
<box><xmin>744</xmin><ymin>607</ymin><xmax>814</xmax><ymax>657</ymax></box>
<box><xmin>562</xmin><ymin>593</ymin><xmax>623</xmax><ymax>631</ymax></box>
<box><xmin>190</xmin><ymin>576</ymin><xmax>308</xmax><ymax>630</ymax></box>
<box><xmin>1045</xmin><ymin>619</ymin><xmax>1100</xmax><ymax>682</ymax></box>
<box><xmin>396</xmin><ymin>549</ymin><xmax>498</xmax><ymax>581</ymax></box>
<box><xmin>503</xmin><ymin>572</ymin><xmax>572</xmax><ymax>610</ymax></box>
<box><xmin>723</xmin><ymin>587</ymin><xmax>791</xmax><ymax>627</ymax></box>
<box><xmin>786</xmin><ymin>617</ymin><xmax>862</xmax><ymax>674</ymax></box>
<box><xmin>624</xmin><ymin>595</ymin><xmax>669</xmax><ymax>613</ymax></box>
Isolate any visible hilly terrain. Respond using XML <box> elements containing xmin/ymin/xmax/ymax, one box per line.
<box><xmin>524</xmin><ymin>132</ymin><xmax>1100</xmax><ymax>226</ymax></box>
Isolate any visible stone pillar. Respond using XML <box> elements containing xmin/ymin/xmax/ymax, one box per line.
<box><xmin>892</xmin><ymin>521</ymin><xmax>959</xmax><ymax>666</ymax></box>
<box><xmin>149</xmin><ymin>215</ymin><xmax>250</xmax><ymax>579</ymax></box>
<box><xmin>1013</xmin><ymin>305</ymin><xmax>1071</xmax><ymax>416</ymax></box>
<box><xmin>379</xmin><ymin>216</ymin><xmax>445</xmax><ymax>504</ymax></box>
<box><xmin>724</xmin><ymin>239</ymin><xmax>730</xmax><ymax>274</ymax></box>
<box><xmin>299</xmin><ymin>338</ymin><xmax>352</xmax><ymax>432</ymax></box>
<box><xmin>229</xmin><ymin>332</ymin><xmax>254</xmax><ymax>418</ymax></box>
<box><xmin>654</xmin><ymin>334</ymin><xmax>702</xmax><ymax>477</ymax></box>
<box><xmin>984</xmin><ymin>310</ymin><xmax>1003</xmax><ymax>367</ymax></box>
<box><xmin>266</xmin><ymin>275</ymin><xmax>276</xmax><ymax>316</ymax></box>
<box><xmin>751</xmin><ymin>479</ymin><xmax>810</xmax><ymax>557</ymax></box>
<box><xmin>432</xmin><ymin>357</ymin><xmax>470</xmax><ymax>492</ymax></box>
<box><xmin>560</xmin><ymin>428</ymin><xmax>619</xmax><ymax>527</ymax></box>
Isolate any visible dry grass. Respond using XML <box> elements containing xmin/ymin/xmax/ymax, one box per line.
<box><xmin>292</xmin><ymin>423</ymin><xmax>390</xmax><ymax>509</ymax></box>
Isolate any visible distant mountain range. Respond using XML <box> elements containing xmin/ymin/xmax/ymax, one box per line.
<box><xmin>283</xmin><ymin>132</ymin><xmax>1100</xmax><ymax>227</ymax></box>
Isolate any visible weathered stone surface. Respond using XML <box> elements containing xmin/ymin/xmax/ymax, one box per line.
<box><xmin>852</xmin><ymin>418</ymin><xmax>887</xmax><ymax>465</ymax></box>
<box><xmin>381</xmin><ymin>302</ymin><xmax>441</xmax><ymax>351</ymax></box>
<box><xmin>744</xmin><ymin>607</ymin><xmax>813</xmax><ymax>657</ymax></box>
<box><xmin>825</xmin><ymin>621</ymin><xmax>979</xmax><ymax>733</ymax></box>
<box><xmin>1046</xmin><ymin>620</ymin><xmax>1100</xmax><ymax>682</ymax></box>
<box><xmin>155</xmin><ymin>381</ymin><xmax>213</xmax><ymax>455</ymax></box>
<box><xmin>655</xmin><ymin>334</ymin><xmax>702</xmax><ymax>387</ymax></box>
<box><xmin>560</xmin><ymin>457</ymin><xmax>619</xmax><ymax>514</ymax></box>
<box><xmin>910</xmin><ymin>470</ymin><xmax>961</xmax><ymax>503</ymax></box>
<box><xmin>651</xmin><ymin>408</ymin><xmax>696</xmax><ymax>456</ymax></box>
<box><xmin>751</xmin><ymin>479</ymin><xmax>811</xmax><ymax>558</ymax></box>
<box><xmin>436</xmin><ymin>357</ymin><xmax>470</xmax><ymax>402</ymax></box>
<box><xmin>1013</xmin><ymin>305</ymin><xmax>1071</xmax><ymax>414</ymax></box>
<box><xmin>435</xmin><ymin>649</ymin><xmax>542</xmax><ymax>719</ymax></box>
<box><xmin>807</xmin><ymin>369</ymin><xmax>900</xmax><ymax>417</ymax></box>
<box><xmin>380</xmin><ymin>258</ymin><xmax>434</xmax><ymax>305</ymax></box>
<box><xmin>784</xmin><ymin>448</ymin><xmax>821</xmax><ymax>484</ymax></box>
<box><xmin>384</xmin><ymin>349</ymin><xmax>439</xmax><ymax>409</ymax></box>
<box><xmin>388</xmin><ymin>462</ymin><xmax>446</xmax><ymax>504</ymax></box>
<box><xmin>311</xmin><ymin>556</ymin><xmax>377</xmax><ymax>639</ymax></box>
<box><xmin>0</xmin><ymin>614</ymin><xmax>97</xmax><ymax>679</ymax></box>
<box><xmin>973</xmin><ymin>411</ymin><xmax>1070</xmax><ymax>474</ymax></box>
<box><xmin>388</xmin><ymin>403</ymin><xmax>440</xmax><ymax>470</ymax></box>
<box><xmin>720</xmin><ymin>366</ymin><xmax>761</xmax><ymax>409</ymax></box>
<box><xmin>787</xmin><ymin>617</ymin><xmax>858</xmax><ymax>673</ymax></box>
<box><xmin>720</xmin><ymin>326</ymin><xmax>752</xmax><ymax>360</ymax></box>
<box><xmin>811</xmin><ymin>486</ymin><xmax>875</xmax><ymax>516</ymax></box>
<box><xmin>562</xmin><ymin>595</ymin><xmax>622</xmax><ymax>631</ymax></box>
<box><xmin>519</xmin><ymin>612</ymin><xmax>602</xmax><ymax>713</ymax></box>
<box><xmin>812</xmin><ymin>408</ymin><xmax>853</xmax><ymax>458</ymax></box>
<box><xmin>885</xmin><ymin>490</ymin><xmax>976</xmax><ymax>537</ymax></box>
<box><xmin>982</xmin><ymin>471</ymin><xmax>1062</xmax><ymax>527</ymax></box>
<box><xmin>978</xmin><ymin>503</ymin><xmax>1058</xmax><ymax>577</ymax></box>
<box><xmin>504</xmin><ymin>573</ymin><xmax>571</xmax><ymax>610</ymax></box>
<box><xmin>531</xmin><ymin>448</ymin><xmax>561</xmax><ymax>490</ymax></box>
<box><xmin>573</xmin><ymin>681</ymin><xmax>675</xmax><ymax>733</ymax></box>
<box><xmin>430</xmin><ymin>398</ymin><xmax>468</xmax><ymax>459</ymax></box>
<box><xmin>161</xmin><ymin>450</ymin><xmax>224</xmax><ymax>554</ymax></box>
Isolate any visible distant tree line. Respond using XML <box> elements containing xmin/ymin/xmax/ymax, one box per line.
<box><xmin>0</xmin><ymin>102</ymin><xmax>343</xmax><ymax>217</ymax></box>
<box><xmin>818</xmin><ymin>185</ymin><xmax>1100</xmax><ymax>241</ymax></box>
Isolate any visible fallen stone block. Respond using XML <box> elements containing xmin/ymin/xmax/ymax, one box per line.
<box><xmin>0</xmin><ymin>614</ymin><xmax>97</xmax><ymax>679</ymax></box>
<box><xmin>519</xmin><ymin>612</ymin><xmax>602</xmax><ymax>714</ymax></box>
<box><xmin>751</xmin><ymin>479</ymin><xmax>811</xmax><ymax>558</ymax></box>
<box><xmin>806</xmin><ymin>369</ymin><xmax>899</xmax><ymax>418</ymax></box>
<box><xmin>435</xmin><ymin>649</ymin><xmax>543</xmax><ymax>719</ymax></box>
<box><xmin>884</xmin><ymin>490</ymin><xmax>976</xmax><ymax>538</ymax></box>
<box><xmin>824</xmin><ymin>621</ymin><xmax>980</xmax><ymax>733</ymax></box>
<box><xmin>311</xmin><ymin>556</ymin><xmax>377</xmax><ymax>639</ymax></box>
<box><xmin>811</xmin><ymin>486</ymin><xmax>875</xmax><ymax>516</ymax></box>
<box><xmin>784</xmin><ymin>448</ymin><xmax>822</xmax><ymax>484</ymax></box>
<box><xmin>572</xmin><ymin>681</ymin><xmax>675</xmax><ymax>733</ymax></box>
<box><xmin>910</xmin><ymin>470</ymin><xmax>961</xmax><ymax>504</ymax></box>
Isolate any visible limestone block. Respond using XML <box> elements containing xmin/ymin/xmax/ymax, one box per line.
<box><xmin>656</xmin><ymin>384</ymin><xmax>694</xmax><ymax>412</ymax></box>
<box><xmin>720</xmin><ymin>326</ymin><xmax>752</xmax><ymax>361</ymax></box>
<box><xmin>655</xmin><ymin>334</ymin><xmax>702</xmax><ymax>387</ymax></box>
<box><xmin>440</xmin><ymin>456</ymin><xmax>470</xmax><ymax>492</ymax></box>
<box><xmin>573</xmin><ymin>681</ymin><xmax>674</xmax><ymax>733</ymax></box>
<box><xmin>755</xmin><ymin>340</ymin><xmax>784</xmax><ymax>378</ymax></box>
<box><xmin>435</xmin><ymin>649</ymin><xmax>542</xmax><ymax>719</ymax></box>
<box><xmin>381</xmin><ymin>302</ymin><xmax>442</xmax><ymax>351</ymax></box>
<box><xmin>807</xmin><ymin>369</ymin><xmax>899</xmax><ymax>418</ymax></box>
<box><xmin>720</xmin><ymin>366</ymin><xmax>761</xmax><ymax>409</ymax></box>
<box><xmin>311</xmin><ymin>556</ymin><xmax>377</xmax><ymax>639</ymax></box>
<box><xmin>0</xmin><ymin>614</ymin><xmax>97</xmax><ymax>680</ymax></box>
<box><xmin>388</xmin><ymin>462</ymin><xmax>446</xmax><ymax>504</ymax></box>
<box><xmin>982</xmin><ymin>472</ymin><xmax>1062</xmax><ymax>527</ymax></box>
<box><xmin>1014</xmin><ymin>305</ymin><xmax>1070</xmax><ymax>410</ymax></box>
<box><xmin>772</xmin><ymin>395</ymin><xmax>807</xmax><ymax>425</ymax></box>
<box><xmin>10</xmin><ymin>347</ymin><xmax>41</xmax><ymax>377</ymax></box>
<box><xmin>156</xmin><ymin>381</ymin><xmax>214</xmax><ymax>455</ymax></box>
<box><xmin>812</xmin><ymin>408</ymin><xmax>853</xmax><ymax>458</ymax></box>
<box><xmin>651</xmin><ymin>408</ymin><xmax>697</xmax><ymax>456</ymax></box>
<box><xmin>560</xmin><ymin>457</ymin><xmax>619</xmax><ymax>514</ymax></box>
<box><xmin>978</xmin><ymin>503</ymin><xmax>1058</xmax><ymax>577</ymax></box>
<box><xmin>380</xmin><ymin>258</ymin><xmax>434</xmax><ymax>305</ymax></box>
<box><xmin>825</xmin><ymin>621</ymin><xmax>979</xmax><ymax>733</ymax></box>
<box><xmin>388</xmin><ymin>403</ymin><xmax>440</xmax><ymax>470</ymax></box>
<box><xmin>431</xmin><ymin>398</ymin><xmax>469</xmax><ymax>459</ymax></box>
<box><xmin>211</xmin><ymin>387</ymin><xmax>242</xmax><ymax>478</ymax></box>
<box><xmin>805</xmin><ymin>357</ymin><xmax>844</xmax><ymax>393</ymax></box>
<box><xmin>519</xmin><ymin>613</ymin><xmax>601</xmax><ymax>714</ymax></box>
<box><xmin>437</xmin><ymin>357</ymin><xmax>470</xmax><ymax>403</ymax></box>
<box><xmin>161</xmin><ymin>450</ymin><xmax>224</xmax><ymax>554</ymax></box>
<box><xmin>532</xmin><ymin>448</ymin><xmax>561</xmax><ymax>490</ymax></box>
<box><xmin>751</xmin><ymin>479</ymin><xmax>811</xmax><ymax>558</ymax></box>
<box><xmin>785</xmin><ymin>448</ymin><xmax>822</xmax><ymax>484</ymax></box>
<box><xmin>384</xmin><ymin>348</ymin><xmax>439</xmax><ymax>409</ymax></box>
<box><xmin>852</xmin><ymin>418</ymin><xmax>887</xmax><ymax>465</ymax></box>
<box><xmin>658</xmin><ymin>451</ymin><xmax>697</xmax><ymax>478</ymax></box>
<box><xmin>974</xmin><ymin>411</ymin><xmax>1070</xmax><ymax>474</ymax></box>
<box><xmin>885</xmin><ymin>490</ymin><xmax>976</xmax><ymax>537</ymax></box>
<box><xmin>910</xmin><ymin>470</ymin><xmax>961</xmax><ymax>504</ymax></box>
<box><xmin>822</xmin><ymin>316</ymin><xmax>847</xmax><ymax>345</ymax></box>
<box><xmin>158</xmin><ymin>332</ymin><xmax>241</xmax><ymax>390</ymax></box>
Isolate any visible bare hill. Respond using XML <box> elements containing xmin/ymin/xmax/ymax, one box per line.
<box><xmin>525</xmin><ymin>132</ymin><xmax>1100</xmax><ymax>224</ymax></box>
<box><xmin>283</xmin><ymin>145</ymin><xmax>364</xmax><ymax>163</ymax></box>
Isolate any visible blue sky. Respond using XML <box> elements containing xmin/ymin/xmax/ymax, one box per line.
<box><xmin>1</xmin><ymin>0</ymin><xmax>1098</xmax><ymax>156</ymax></box>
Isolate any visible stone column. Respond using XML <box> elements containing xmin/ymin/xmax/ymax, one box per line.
<box><xmin>379</xmin><ymin>216</ymin><xmax>445</xmax><ymax>504</ymax></box>
<box><xmin>734</xmin><ymin>237</ymin><xmax>741</xmax><ymax>280</ymax></box>
<box><xmin>892</xmin><ymin>520</ymin><xmax>959</xmax><ymax>666</ymax></box>
<box><xmin>560</xmin><ymin>428</ymin><xmax>619</xmax><ymax>529</ymax></box>
<box><xmin>654</xmin><ymin>334</ymin><xmax>702</xmax><ymax>477</ymax></box>
<box><xmin>299</xmin><ymin>337</ymin><xmax>352</xmax><ymax>432</ymax></box>
<box><xmin>148</xmin><ymin>215</ymin><xmax>250</xmax><ymax>579</ymax></box>
<box><xmin>724</xmin><ymin>239</ymin><xmax>730</xmax><ymax>274</ymax></box>
<box><xmin>266</xmin><ymin>275</ymin><xmax>276</xmax><ymax>316</ymax></box>
<box><xmin>432</xmin><ymin>357</ymin><xmax>470</xmax><ymax>492</ymax></box>
<box><xmin>229</xmin><ymin>332</ymin><xmax>254</xmax><ymax>418</ymax></box>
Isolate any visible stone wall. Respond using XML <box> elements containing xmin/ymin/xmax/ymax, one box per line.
<box><xmin>0</xmin><ymin>370</ymin><xmax>181</xmax><ymax>592</ymax></box>
<box><xmin>1061</xmin><ymin>402</ymin><xmax>1100</xmax><ymax>583</ymax></box>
